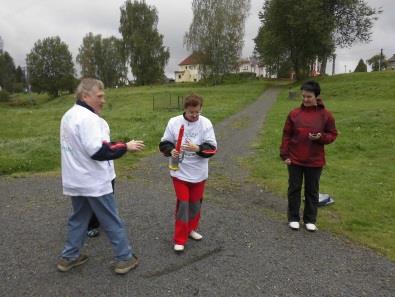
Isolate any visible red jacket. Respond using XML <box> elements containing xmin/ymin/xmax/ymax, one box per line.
<box><xmin>280</xmin><ymin>98</ymin><xmax>337</xmax><ymax>167</ymax></box>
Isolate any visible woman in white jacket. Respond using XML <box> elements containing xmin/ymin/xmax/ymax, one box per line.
<box><xmin>159</xmin><ymin>94</ymin><xmax>217</xmax><ymax>252</ymax></box>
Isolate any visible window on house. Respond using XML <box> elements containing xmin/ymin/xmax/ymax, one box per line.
<box><xmin>179</xmin><ymin>75</ymin><xmax>181</xmax><ymax>79</ymax></box>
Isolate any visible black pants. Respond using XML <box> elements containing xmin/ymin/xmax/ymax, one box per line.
<box><xmin>88</xmin><ymin>179</ymin><xmax>115</xmax><ymax>230</ymax></box>
<box><xmin>287</xmin><ymin>164</ymin><xmax>322</xmax><ymax>224</ymax></box>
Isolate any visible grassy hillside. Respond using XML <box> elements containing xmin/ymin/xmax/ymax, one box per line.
<box><xmin>0</xmin><ymin>80</ymin><xmax>268</xmax><ymax>176</ymax></box>
<box><xmin>250</xmin><ymin>71</ymin><xmax>395</xmax><ymax>260</ymax></box>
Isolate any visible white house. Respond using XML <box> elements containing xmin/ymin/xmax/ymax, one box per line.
<box><xmin>388</xmin><ymin>54</ymin><xmax>395</xmax><ymax>70</ymax></box>
<box><xmin>237</xmin><ymin>57</ymin><xmax>267</xmax><ymax>77</ymax></box>
<box><xmin>174</xmin><ymin>53</ymin><xmax>202</xmax><ymax>83</ymax></box>
<box><xmin>174</xmin><ymin>54</ymin><xmax>269</xmax><ymax>82</ymax></box>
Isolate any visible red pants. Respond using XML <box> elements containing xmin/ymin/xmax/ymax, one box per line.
<box><xmin>172</xmin><ymin>177</ymin><xmax>205</xmax><ymax>245</ymax></box>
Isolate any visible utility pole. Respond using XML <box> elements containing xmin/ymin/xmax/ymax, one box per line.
<box><xmin>344</xmin><ymin>64</ymin><xmax>347</xmax><ymax>73</ymax></box>
<box><xmin>379</xmin><ymin>48</ymin><xmax>383</xmax><ymax>71</ymax></box>
<box><xmin>23</xmin><ymin>64</ymin><xmax>34</xmax><ymax>104</ymax></box>
<box><xmin>332</xmin><ymin>54</ymin><xmax>336</xmax><ymax>75</ymax></box>
<box><xmin>0</xmin><ymin>35</ymin><xmax>3</xmax><ymax>54</ymax></box>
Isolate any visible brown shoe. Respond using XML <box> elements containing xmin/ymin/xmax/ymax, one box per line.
<box><xmin>57</xmin><ymin>254</ymin><xmax>88</xmax><ymax>272</ymax></box>
<box><xmin>114</xmin><ymin>255</ymin><xmax>139</xmax><ymax>275</ymax></box>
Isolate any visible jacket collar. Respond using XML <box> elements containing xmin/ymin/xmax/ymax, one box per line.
<box><xmin>76</xmin><ymin>99</ymin><xmax>96</xmax><ymax>114</ymax></box>
<box><xmin>301</xmin><ymin>97</ymin><xmax>325</xmax><ymax>110</ymax></box>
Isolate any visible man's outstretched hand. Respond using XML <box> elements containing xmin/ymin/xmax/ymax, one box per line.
<box><xmin>126</xmin><ymin>140</ymin><xmax>145</xmax><ymax>152</ymax></box>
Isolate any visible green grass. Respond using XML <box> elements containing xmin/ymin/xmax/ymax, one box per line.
<box><xmin>0</xmin><ymin>80</ymin><xmax>268</xmax><ymax>176</ymax></box>
<box><xmin>249</xmin><ymin>71</ymin><xmax>395</xmax><ymax>260</ymax></box>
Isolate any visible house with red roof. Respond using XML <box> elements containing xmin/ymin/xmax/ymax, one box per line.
<box><xmin>174</xmin><ymin>53</ymin><xmax>270</xmax><ymax>82</ymax></box>
<box><xmin>174</xmin><ymin>53</ymin><xmax>203</xmax><ymax>82</ymax></box>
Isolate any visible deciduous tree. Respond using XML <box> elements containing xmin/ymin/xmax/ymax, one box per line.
<box><xmin>0</xmin><ymin>51</ymin><xmax>16</xmax><ymax>92</ymax></box>
<box><xmin>185</xmin><ymin>0</ymin><xmax>251</xmax><ymax>84</ymax></box>
<box><xmin>255</xmin><ymin>0</ymin><xmax>333</xmax><ymax>79</ymax></box>
<box><xmin>76</xmin><ymin>32</ymin><xmax>100</xmax><ymax>78</ymax></box>
<box><xmin>26</xmin><ymin>36</ymin><xmax>75</xmax><ymax>97</ymax></box>
<box><xmin>367</xmin><ymin>53</ymin><xmax>387</xmax><ymax>71</ymax></box>
<box><xmin>254</xmin><ymin>0</ymin><xmax>379</xmax><ymax>79</ymax></box>
<box><xmin>119</xmin><ymin>0</ymin><xmax>169</xmax><ymax>85</ymax></box>
<box><xmin>77</xmin><ymin>33</ymin><xmax>127</xmax><ymax>87</ymax></box>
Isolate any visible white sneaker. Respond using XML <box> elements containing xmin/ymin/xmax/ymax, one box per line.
<box><xmin>288</xmin><ymin>221</ymin><xmax>300</xmax><ymax>230</ymax></box>
<box><xmin>305</xmin><ymin>223</ymin><xmax>317</xmax><ymax>232</ymax></box>
<box><xmin>189</xmin><ymin>230</ymin><xmax>203</xmax><ymax>241</ymax></box>
<box><xmin>174</xmin><ymin>244</ymin><xmax>184</xmax><ymax>252</ymax></box>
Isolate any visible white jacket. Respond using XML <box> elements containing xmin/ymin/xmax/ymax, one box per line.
<box><xmin>161</xmin><ymin>114</ymin><xmax>217</xmax><ymax>183</ymax></box>
<box><xmin>60</xmin><ymin>104</ymin><xmax>115</xmax><ymax>197</ymax></box>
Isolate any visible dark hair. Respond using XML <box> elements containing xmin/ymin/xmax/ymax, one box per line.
<box><xmin>184</xmin><ymin>94</ymin><xmax>203</xmax><ymax>109</ymax></box>
<box><xmin>300</xmin><ymin>80</ymin><xmax>321</xmax><ymax>97</ymax></box>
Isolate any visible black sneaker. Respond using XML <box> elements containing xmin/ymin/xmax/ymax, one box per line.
<box><xmin>57</xmin><ymin>254</ymin><xmax>88</xmax><ymax>272</ymax></box>
<box><xmin>114</xmin><ymin>255</ymin><xmax>139</xmax><ymax>275</ymax></box>
<box><xmin>87</xmin><ymin>228</ymin><xmax>100</xmax><ymax>238</ymax></box>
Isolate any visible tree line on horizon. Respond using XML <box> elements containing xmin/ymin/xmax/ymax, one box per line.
<box><xmin>0</xmin><ymin>0</ymin><xmax>389</xmax><ymax>99</ymax></box>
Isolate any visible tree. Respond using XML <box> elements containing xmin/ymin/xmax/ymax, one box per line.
<box><xmin>254</xmin><ymin>0</ymin><xmax>334</xmax><ymax>80</ymax></box>
<box><xmin>318</xmin><ymin>0</ymin><xmax>380</xmax><ymax>73</ymax></box>
<box><xmin>367</xmin><ymin>53</ymin><xmax>387</xmax><ymax>71</ymax></box>
<box><xmin>254</xmin><ymin>0</ymin><xmax>379</xmax><ymax>79</ymax></box>
<box><xmin>15</xmin><ymin>66</ymin><xmax>26</xmax><ymax>84</ymax></box>
<box><xmin>26</xmin><ymin>36</ymin><xmax>75</xmax><ymax>97</ymax></box>
<box><xmin>119</xmin><ymin>0</ymin><xmax>169</xmax><ymax>85</ymax></box>
<box><xmin>99</xmin><ymin>36</ymin><xmax>128</xmax><ymax>87</ymax></box>
<box><xmin>184</xmin><ymin>0</ymin><xmax>251</xmax><ymax>84</ymax></box>
<box><xmin>76</xmin><ymin>32</ymin><xmax>100</xmax><ymax>78</ymax></box>
<box><xmin>0</xmin><ymin>51</ymin><xmax>16</xmax><ymax>92</ymax></box>
<box><xmin>14</xmin><ymin>66</ymin><xmax>27</xmax><ymax>92</ymax></box>
<box><xmin>77</xmin><ymin>33</ymin><xmax>127</xmax><ymax>87</ymax></box>
<box><xmin>354</xmin><ymin>58</ymin><xmax>367</xmax><ymax>72</ymax></box>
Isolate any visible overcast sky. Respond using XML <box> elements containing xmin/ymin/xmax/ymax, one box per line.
<box><xmin>1</xmin><ymin>0</ymin><xmax>394</xmax><ymax>77</ymax></box>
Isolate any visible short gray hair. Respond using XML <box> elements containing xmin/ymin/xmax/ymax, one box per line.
<box><xmin>75</xmin><ymin>78</ymin><xmax>104</xmax><ymax>100</ymax></box>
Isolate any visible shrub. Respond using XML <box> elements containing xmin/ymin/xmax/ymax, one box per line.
<box><xmin>222</xmin><ymin>72</ymin><xmax>257</xmax><ymax>83</ymax></box>
<box><xmin>0</xmin><ymin>90</ymin><xmax>10</xmax><ymax>102</ymax></box>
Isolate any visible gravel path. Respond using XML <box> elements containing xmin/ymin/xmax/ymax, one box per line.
<box><xmin>1</xmin><ymin>88</ymin><xmax>394</xmax><ymax>297</ymax></box>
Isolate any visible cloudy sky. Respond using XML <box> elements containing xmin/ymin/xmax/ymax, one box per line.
<box><xmin>1</xmin><ymin>0</ymin><xmax>394</xmax><ymax>77</ymax></box>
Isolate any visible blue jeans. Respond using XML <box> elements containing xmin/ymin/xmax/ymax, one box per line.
<box><xmin>61</xmin><ymin>193</ymin><xmax>133</xmax><ymax>261</ymax></box>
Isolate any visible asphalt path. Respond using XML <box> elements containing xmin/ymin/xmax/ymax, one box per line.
<box><xmin>1</xmin><ymin>88</ymin><xmax>394</xmax><ymax>297</ymax></box>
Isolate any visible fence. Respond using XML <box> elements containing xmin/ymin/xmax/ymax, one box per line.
<box><xmin>152</xmin><ymin>93</ymin><xmax>184</xmax><ymax>111</ymax></box>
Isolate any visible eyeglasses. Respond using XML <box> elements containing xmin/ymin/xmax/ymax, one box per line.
<box><xmin>185</xmin><ymin>111</ymin><xmax>201</xmax><ymax>116</ymax></box>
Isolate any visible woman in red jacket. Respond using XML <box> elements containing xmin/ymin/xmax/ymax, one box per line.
<box><xmin>280</xmin><ymin>80</ymin><xmax>337</xmax><ymax>232</ymax></box>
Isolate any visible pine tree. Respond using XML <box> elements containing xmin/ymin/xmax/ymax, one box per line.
<box><xmin>354</xmin><ymin>59</ymin><xmax>367</xmax><ymax>72</ymax></box>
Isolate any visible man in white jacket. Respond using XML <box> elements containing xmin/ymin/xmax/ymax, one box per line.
<box><xmin>57</xmin><ymin>78</ymin><xmax>144</xmax><ymax>274</ymax></box>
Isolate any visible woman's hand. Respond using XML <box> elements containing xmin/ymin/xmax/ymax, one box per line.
<box><xmin>181</xmin><ymin>140</ymin><xmax>199</xmax><ymax>152</ymax></box>
<box><xmin>308</xmin><ymin>132</ymin><xmax>321</xmax><ymax>140</ymax></box>
<box><xmin>171</xmin><ymin>148</ymin><xmax>180</xmax><ymax>158</ymax></box>
<box><xmin>284</xmin><ymin>158</ymin><xmax>291</xmax><ymax>165</ymax></box>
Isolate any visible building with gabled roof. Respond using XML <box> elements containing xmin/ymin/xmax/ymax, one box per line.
<box><xmin>174</xmin><ymin>53</ymin><xmax>203</xmax><ymax>83</ymax></box>
<box><xmin>174</xmin><ymin>53</ymin><xmax>270</xmax><ymax>82</ymax></box>
<box><xmin>236</xmin><ymin>57</ymin><xmax>267</xmax><ymax>77</ymax></box>
<box><xmin>387</xmin><ymin>54</ymin><xmax>395</xmax><ymax>70</ymax></box>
